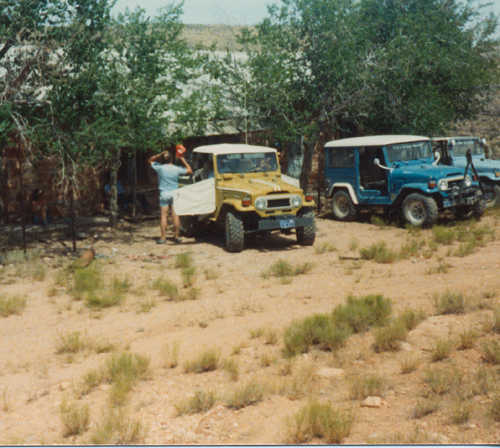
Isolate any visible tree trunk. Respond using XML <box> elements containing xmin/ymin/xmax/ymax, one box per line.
<box><xmin>109</xmin><ymin>148</ymin><xmax>120</xmax><ymax>227</ymax></box>
<box><xmin>131</xmin><ymin>150</ymin><xmax>137</xmax><ymax>218</ymax></box>
<box><xmin>299</xmin><ymin>138</ymin><xmax>314</xmax><ymax>191</ymax></box>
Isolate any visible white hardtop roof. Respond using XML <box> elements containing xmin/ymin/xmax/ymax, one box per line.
<box><xmin>193</xmin><ymin>143</ymin><xmax>277</xmax><ymax>155</ymax></box>
<box><xmin>432</xmin><ymin>136</ymin><xmax>477</xmax><ymax>141</ymax></box>
<box><xmin>325</xmin><ymin>135</ymin><xmax>429</xmax><ymax>148</ymax></box>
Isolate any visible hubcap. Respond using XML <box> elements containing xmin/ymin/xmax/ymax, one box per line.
<box><xmin>334</xmin><ymin>196</ymin><xmax>349</xmax><ymax>217</ymax></box>
<box><xmin>407</xmin><ymin>200</ymin><xmax>425</xmax><ymax>224</ymax></box>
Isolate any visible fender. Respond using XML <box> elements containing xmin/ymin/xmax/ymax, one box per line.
<box><xmin>328</xmin><ymin>183</ymin><xmax>359</xmax><ymax>205</ymax></box>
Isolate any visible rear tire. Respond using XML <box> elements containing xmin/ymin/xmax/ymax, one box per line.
<box><xmin>331</xmin><ymin>190</ymin><xmax>357</xmax><ymax>221</ymax></box>
<box><xmin>472</xmin><ymin>198</ymin><xmax>486</xmax><ymax>219</ymax></box>
<box><xmin>225</xmin><ymin>210</ymin><xmax>244</xmax><ymax>252</ymax></box>
<box><xmin>296</xmin><ymin>210</ymin><xmax>315</xmax><ymax>246</ymax></box>
<box><xmin>401</xmin><ymin>193</ymin><xmax>438</xmax><ymax>227</ymax></box>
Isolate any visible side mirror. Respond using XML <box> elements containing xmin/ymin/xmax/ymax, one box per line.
<box><xmin>433</xmin><ymin>151</ymin><xmax>441</xmax><ymax>166</ymax></box>
<box><xmin>373</xmin><ymin>158</ymin><xmax>392</xmax><ymax>171</ymax></box>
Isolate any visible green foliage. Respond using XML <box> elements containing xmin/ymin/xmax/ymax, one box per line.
<box><xmin>184</xmin><ymin>349</ymin><xmax>220</xmax><ymax>373</ymax></box>
<box><xmin>175</xmin><ymin>390</ymin><xmax>216</xmax><ymax>416</ymax></box>
<box><xmin>283</xmin><ymin>313</ymin><xmax>351</xmax><ymax>357</ymax></box>
<box><xmin>349</xmin><ymin>374</ymin><xmax>387</xmax><ymax>400</ymax></box>
<box><xmin>373</xmin><ymin>319</ymin><xmax>408</xmax><ymax>352</ymax></box>
<box><xmin>434</xmin><ymin>290</ymin><xmax>466</xmax><ymax>314</ymax></box>
<box><xmin>225</xmin><ymin>381</ymin><xmax>264</xmax><ymax>409</ymax></box>
<box><xmin>60</xmin><ymin>399</ymin><xmax>90</xmax><ymax>437</ymax></box>
<box><xmin>360</xmin><ymin>241</ymin><xmax>398</xmax><ymax>263</ymax></box>
<box><xmin>332</xmin><ymin>294</ymin><xmax>392</xmax><ymax>333</ymax></box>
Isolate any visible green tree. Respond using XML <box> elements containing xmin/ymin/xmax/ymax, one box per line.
<box><xmin>92</xmin><ymin>4</ymin><xmax>215</xmax><ymax>224</ymax></box>
<box><xmin>226</xmin><ymin>0</ymin><xmax>369</xmax><ymax>187</ymax></box>
<box><xmin>351</xmin><ymin>0</ymin><xmax>499</xmax><ymax>134</ymax></box>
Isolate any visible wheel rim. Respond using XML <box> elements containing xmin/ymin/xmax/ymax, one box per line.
<box><xmin>334</xmin><ymin>195</ymin><xmax>350</xmax><ymax>218</ymax></box>
<box><xmin>406</xmin><ymin>200</ymin><xmax>426</xmax><ymax>225</ymax></box>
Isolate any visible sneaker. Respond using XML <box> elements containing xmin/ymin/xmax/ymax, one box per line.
<box><xmin>173</xmin><ymin>237</ymin><xmax>182</xmax><ymax>244</ymax></box>
<box><xmin>156</xmin><ymin>238</ymin><xmax>166</xmax><ymax>245</ymax></box>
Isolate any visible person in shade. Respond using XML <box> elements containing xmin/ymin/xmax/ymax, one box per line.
<box><xmin>148</xmin><ymin>146</ymin><xmax>192</xmax><ymax>244</ymax></box>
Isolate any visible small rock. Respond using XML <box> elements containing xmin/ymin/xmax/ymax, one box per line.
<box><xmin>316</xmin><ymin>367</ymin><xmax>345</xmax><ymax>379</ymax></box>
<box><xmin>361</xmin><ymin>396</ymin><xmax>383</xmax><ymax>408</ymax></box>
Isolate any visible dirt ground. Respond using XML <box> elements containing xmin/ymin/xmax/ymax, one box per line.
<box><xmin>0</xmin><ymin>209</ymin><xmax>499</xmax><ymax>445</ymax></box>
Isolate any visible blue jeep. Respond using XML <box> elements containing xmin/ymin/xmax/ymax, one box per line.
<box><xmin>324</xmin><ymin>135</ymin><xmax>485</xmax><ymax>226</ymax></box>
<box><xmin>432</xmin><ymin>136</ymin><xmax>500</xmax><ymax>208</ymax></box>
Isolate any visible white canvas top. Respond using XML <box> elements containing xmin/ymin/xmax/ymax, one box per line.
<box><xmin>325</xmin><ymin>135</ymin><xmax>429</xmax><ymax>148</ymax></box>
<box><xmin>193</xmin><ymin>143</ymin><xmax>277</xmax><ymax>155</ymax></box>
<box><xmin>432</xmin><ymin>136</ymin><xmax>476</xmax><ymax>141</ymax></box>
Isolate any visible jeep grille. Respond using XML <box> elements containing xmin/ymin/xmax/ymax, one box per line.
<box><xmin>268</xmin><ymin>198</ymin><xmax>290</xmax><ymax>208</ymax></box>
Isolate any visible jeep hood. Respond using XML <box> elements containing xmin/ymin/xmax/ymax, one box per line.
<box><xmin>219</xmin><ymin>175</ymin><xmax>302</xmax><ymax>196</ymax></box>
<box><xmin>392</xmin><ymin>163</ymin><xmax>465</xmax><ymax>180</ymax></box>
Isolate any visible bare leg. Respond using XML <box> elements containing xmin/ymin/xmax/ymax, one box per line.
<box><xmin>171</xmin><ymin>205</ymin><xmax>181</xmax><ymax>239</ymax></box>
<box><xmin>160</xmin><ymin>206</ymin><xmax>168</xmax><ymax>240</ymax></box>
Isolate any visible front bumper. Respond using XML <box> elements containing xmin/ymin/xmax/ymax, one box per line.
<box><xmin>442</xmin><ymin>187</ymin><xmax>482</xmax><ymax>208</ymax></box>
<box><xmin>256</xmin><ymin>214</ymin><xmax>314</xmax><ymax>232</ymax></box>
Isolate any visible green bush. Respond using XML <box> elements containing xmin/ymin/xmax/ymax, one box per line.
<box><xmin>283</xmin><ymin>314</ymin><xmax>350</xmax><ymax>357</ymax></box>
<box><xmin>287</xmin><ymin>401</ymin><xmax>353</xmax><ymax>444</ymax></box>
<box><xmin>373</xmin><ymin>319</ymin><xmax>408</xmax><ymax>352</ymax></box>
<box><xmin>360</xmin><ymin>241</ymin><xmax>397</xmax><ymax>263</ymax></box>
<box><xmin>332</xmin><ymin>294</ymin><xmax>392</xmax><ymax>333</ymax></box>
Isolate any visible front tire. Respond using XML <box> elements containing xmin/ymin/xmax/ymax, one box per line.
<box><xmin>225</xmin><ymin>210</ymin><xmax>244</xmax><ymax>252</ymax></box>
<box><xmin>296</xmin><ymin>210</ymin><xmax>315</xmax><ymax>246</ymax></box>
<box><xmin>331</xmin><ymin>190</ymin><xmax>357</xmax><ymax>221</ymax></box>
<box><xmin>179</xmin><ymin>216</ymin><xmax>199</xmax><ymax>238</ymax></box>
<box><xmin>401</xmin><ymin>193</ymin><xmax>438</xmax><ymax>227</ymax></box>
<box><xmin>484</xmin><ymin>184</ymin><xmax>500</xmax><ymax>208</ymax></box>
<box><xmin>472</xmin><ymin>198</ymin><xmax>486</xmax><ymax>219</ymax></box>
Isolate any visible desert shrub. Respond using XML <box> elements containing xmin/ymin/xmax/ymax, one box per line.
<box><xmin>458</xmin><ymin>329</ymin><xmax>479</xmax><ymax>350</ymax></box>
<box><xmin>450</xmin><ymin>400</ymin><xmax>471</xmax><ymax>424</ymax></box>
<box><xmin>79</xmin><ymin>368</ymin><xmax>105</xmax><ymax>396</ymax></box>
<box><xmin>222</xmin><ymin>358</ymin><xmax>239</xmax><ymax>381</ymax></box>
<box><xmin>262</xmin><ymin>259</ymin><xmax>314</xmax><ymax>280</ymax></box>
<box><xmin>60</xmin><ymin>399</ymin><xmax>90</xmax><ymax>437</ymax></box>
<box><xmin>373</xmin><ymin>319</ymin><xmax>408</xmax><ymax>352</ymax></box>
<box><xmin>493</xmin><ymin>306</ymin><xmax>500</xmax><ymax>334</ymax></box>
<box><xmin>163</xmin><ymin>342</ymin><xmax>180</xmax><ymax>369</ymax></box>
<box><xmin>283</xmin><ymin>314</ymin><xmax>350</xmax><ymax>357</ymax></box>
<box><xmin>225</xmin><ymin>381</ymin><xmax>264</xmax><ymax>409</ymax></box>
<box><xmin>423</xmin><ymin>366</ymin><xmax>463</xmax><ymax>395</ymax></box>
<box><xmin>491</xmin><ymin>394</ymin><xmax>500</xmax><ymax>421</ymax></box>
<box><xmin>398</xmin><ymin>238</ymin><xmax>424</xmax><ymax>259</ymax></box>
<box><xmin>90</xmin><ymin>409</ymin><xmax>145</xmax><ymax>444</ymax></box>
<box><xmin>85</xmin><ymin>279</ymin><xmax>127</xmax><ymax>309</ymax></box>
<box><xmin>105</xmin><ymin>352</ymin><xmax>150</xmax><ymax>406</ymax></box>
<box><xmin>349</xmin><ymin>374</ymin><xmax>386</xmax><ymax>400</ymax></box>
<box><xmin>56</xmin><ymin>331</ymin><xmax>88</xmax><ymax>354</ymax></box>
<box><xmin>287</xmin><ymin>401</ymin><xmax>353</xmax><ymax>444</ymax></box>
<box><xmin>434</xmin><ymin>291</ymin><xmax>466</xmax><ymax>314</ymax></box>
<box><xmin>71</xmin><ymin>264</ymin><xmax>103</xmax><ymax>300</ymax></box>
<box><xmin>315</xmin><ymin>242</ymin><xmax>336</xmax><ymax>254</ymax></box>
<box><xmin>175</xmin><ymin>252</ymin><xmax>193</xmax><ymax>269</ymax></box>
<box><xmin>398</xmin><ymin>308</ymin><xmax>426</xmax><ymax>331</ymax></box>
<box><xmin>432</xmin><ymin>226</ymin><xmax>456</xmax><ymax>245</ymax></box>
<box><xmin>0</xmin><ymin>295</ymin><xmax>26</xmax><ymax>317</ymax></box>
<box><xmin>152</xmin><ymin>278</ymin><xmax>179</xmax><ymax>300</ymax></box>
<box><xmin>332</xmin><ymin>294</ymin><xmax>392</xmax><ymax>333</ymax></box>
<box><xmin>181</xmin><ymin>266</ymin><xmax>196</xmax><ymax>288</ymax></box>
<box><xmin>175</xmin><ymin>390</ymin><xmax>216</xmax><ymax>416</ymax></box>
<box><xmin>184</xmin><ymin>349</ymin><xmax>220</xmax><ymax>373</ymax></box>
<box><xmin>431</xmin><ymin>338</ymin><xmax>455</xmax><ymax>362</ymax></box>
<box><xmin>359</xmin><ymin>241</ymin><xmax>397</xmax><ymax>263</ymax></box>
<box><xmin>481</xmin><ymin>340</ymin><xmax>500</xmax><ymax>364</ymax></box>
<box><xmin>412</xmin><ymin>397</ymin><xmax>440</xmax><ymax>419</ymax></box>
<box><xmin>276</xmin><ymin>362</ymin><xmax>317</xmax><ymax>400</ymax></box>
<box><xmin>400</xmin><ymin>355</ymin><xmax>420</xmax><ymax>374</ymax></box>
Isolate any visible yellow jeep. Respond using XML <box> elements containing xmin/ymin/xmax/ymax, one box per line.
<box><xmin>174</xmin><ymin>144</ymin><xmax>316</xmax><ymax>252</ymax></box>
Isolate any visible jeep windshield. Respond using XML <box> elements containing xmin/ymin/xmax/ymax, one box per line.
<box><xmin>385</xmin><ymin>141</ymin><xmax>433</xmax><ymax>164</ymax></box>
<box><xmin>452</xmin><ymin>139</ymin><xmax>483</xmax><ymax>156</ymax></box>
<box><xmin>217</xmin><ymin>152</ymin><xmax>278</xmax><ymax>174</ymax></box>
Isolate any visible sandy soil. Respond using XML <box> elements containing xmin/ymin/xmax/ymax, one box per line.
<box><xmin>0</xmin><ymin>210</ymin><xmax>499</xmax><ymax>444</ymax></box>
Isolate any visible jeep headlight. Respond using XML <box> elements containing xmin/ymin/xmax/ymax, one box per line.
<box><xmin>438</xmin><ymin>179</ymin><xmax>448</xmax><ymax>191</ymax></box>
<box><xmin>255</xmin><ymin>197</ymin><xmax>266</xmax><ymax>210</ymax></box>
<box><xmin>464</xmin><ymin>174</ymin><xmax>472</xmax><ymax>188</ymax></box>
<box><xmin>291</xmin><ymin>195</ymin><xmax>302</xmax><ymax>208</ymax></box>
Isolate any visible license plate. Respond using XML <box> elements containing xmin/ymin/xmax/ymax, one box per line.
<box><xmin>280</xmin><ymin>218</ymin><xmax>295</xmax><ymax>229</ymax></box>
